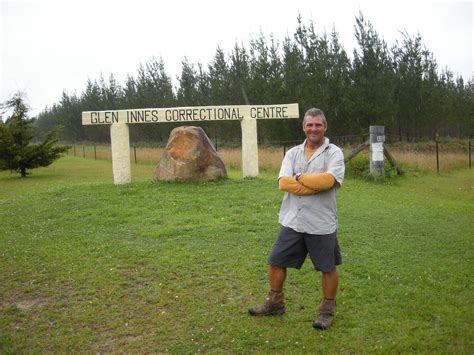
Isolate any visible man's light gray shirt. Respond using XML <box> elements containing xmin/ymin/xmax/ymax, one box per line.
<box><xmin>278</xmin><ymin>137</ymin><xmax>345</xmax><ymax>235</ymax></box>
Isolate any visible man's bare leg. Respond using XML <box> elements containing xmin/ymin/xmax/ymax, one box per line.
<box><xmin>314</xmin><ymin>268</ymin><xmax>338</xmax><ymax>329</ymax></box>
<box><xmin>321</xmin><ymin>268</ymin><xmax>338</xmax><ymax>299</ymax></box>
<box><xmin>268</xmin><ymin>265</ymin><xmax>287</xmax><ymax>292</ymax></box>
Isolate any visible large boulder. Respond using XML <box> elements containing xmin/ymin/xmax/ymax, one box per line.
<box><xmin>155</xmin><ymin>126</ymin><xmax>227</xmax><ymax>181</ymax></box>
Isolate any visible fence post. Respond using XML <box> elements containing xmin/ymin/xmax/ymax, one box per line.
<box><xmin>73</xmin><ymin>145</ymin><xmax>76</xmax><ymax>156</ymax></box>
<box><xmin>436</xmin><ymin>140</ymin><xmax>440</xmax><ymax>174</ymax></box>
<box><xmin>134</xmin><ymin>146</ymin><xmax>137</xmax><ymax>164</ymax></box>
<box><xmin>283</xmin><ymin>143</ymin><xmax>286</xmax><ymax>158</ymax></box>
<box><xmin>83</xmin><ymin>145</ymin><xmax>85</xmax><ymax>158</ymax></box>
<box><xmin>94</xmin><ymin>144</ymin><xmax>97</xmax><ymax>160</ymax></box>
<box><xmin>369</xmin><ymin>126</ymin><xmax>385</xmax><ymax>179</ymax></box>
<box><xmin>469</xmin><ymin>140</ymin><xmax>472</xmax><ymax>169</ymax></box>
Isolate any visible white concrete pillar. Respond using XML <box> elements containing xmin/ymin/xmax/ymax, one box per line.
<box><xmin>240</xmin><ymin>117</ymin><xmax>259</xmax><ymax>178</ymax></box>
<box><xmin>110</xmin><ymin>123</ymin><xmax>131</xmax><ymax>184</ymax></box>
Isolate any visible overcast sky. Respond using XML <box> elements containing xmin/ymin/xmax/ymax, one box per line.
<box><xmin>1</xmin><ymin>0</ymin><xmax>473</xmax><ymax>117</ymax></box>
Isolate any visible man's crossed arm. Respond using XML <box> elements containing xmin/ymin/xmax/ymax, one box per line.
<box><xmin>278</xmin><ymin>173</ymin><xmax>336</xmax><ymax>195</ymax></box>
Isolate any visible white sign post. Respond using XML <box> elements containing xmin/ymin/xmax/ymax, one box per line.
<box><xmin>240</xmin><ymin>116</ymin><xmax>259</xmax><ymax>178</ymax></box>
<box><xmin>110</xmin><ymin>122</ymin><xmax>131</xmax><ymax>184</ymax></box>
<box><xmin>369</xmin><ymin>125</ymin><xmax>385</xmax><ymax>178</ymax></box>
<box><xmin>82</xmin><ymin>104</ymin><xmax>299</xmax><ymax>184</ymax></box>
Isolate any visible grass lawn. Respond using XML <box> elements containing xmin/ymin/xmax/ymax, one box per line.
<box><xmin>1</xmin><ymin>156</ymin><xmax>473</xmax><ymax>353</ymax></box>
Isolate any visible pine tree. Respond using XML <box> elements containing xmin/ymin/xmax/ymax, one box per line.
<box><xmin>0</xmin><ymin>92</ymin><xmax>69</xmax><ymax>177</ymax></box>
<box><xmin>177</xmin><ymin>57</ymin><xmax>200</xmax><ymax>105</ymax></box>
<box><xmin>393</xmin><ymin>32</ymin><xmax>424</xmax><ymax>140</ymax></box>
<box><xmin>208</xmin><ymin>47</ymin><xmax>231</xmax><ymax>104</ymax></box>
<box><xmin>228</xmin><ymin>43</ymin><xmax>251</xmax><ymax>104</ymax></box>
<box><xmin>351</xmin><ymin>12</ymin><xmax>395</xmax><ymax>134</ymax></box>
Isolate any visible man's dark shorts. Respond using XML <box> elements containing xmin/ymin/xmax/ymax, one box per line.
<box><xmin>268</xmin><ymin>225</ymin><xmax>342</xmax><ymax>272</ymax></box>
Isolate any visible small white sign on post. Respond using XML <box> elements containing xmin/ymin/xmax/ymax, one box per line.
<box><xmin>82</xmin><ymin>104</ymin><xmax>299</xmax><ymax>184</ymax></box>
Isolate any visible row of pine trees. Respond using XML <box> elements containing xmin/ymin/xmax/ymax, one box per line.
<box><xmin>35</xmin><ymin>14</ymin><xmax>473</xmax><ymax>144</ymax></box>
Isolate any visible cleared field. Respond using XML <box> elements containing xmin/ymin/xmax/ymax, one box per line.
<box><xmin>0</xmin><ymin>157</ymin><xmax>473</xmax><ymax>353</ymax></box>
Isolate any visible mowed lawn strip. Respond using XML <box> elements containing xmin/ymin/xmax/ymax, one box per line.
<box><xmin>1</xmin><ymin>157</ymin><xmax>473</xmax><ymax>353</ymax></box>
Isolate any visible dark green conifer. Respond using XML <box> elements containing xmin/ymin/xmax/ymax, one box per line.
<box><xmin>0</xmin><ymin>92</ymin><xmax>69</xmax><ymax>177</ymax></box>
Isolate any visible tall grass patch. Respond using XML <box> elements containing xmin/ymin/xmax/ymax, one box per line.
<box><xmin>67</xmin><ymin>141</ymin><xmax>471</xmax><ymax>176</ymax></box>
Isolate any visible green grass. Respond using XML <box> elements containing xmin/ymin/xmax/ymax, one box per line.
<box><xmin>1</xmin><ymin>157</ymin><xmax>473</xmax><ymax>353</ymax></box>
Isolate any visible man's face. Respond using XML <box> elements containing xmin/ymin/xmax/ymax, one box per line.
<box><xmin>303</xmin><ymin>115</ymin><xmax>327</xmax><ymax>146</ymax></box>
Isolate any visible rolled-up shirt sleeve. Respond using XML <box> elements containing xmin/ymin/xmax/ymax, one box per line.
<box><xmin>278</xmin><ymin>149</ymin><xmax>295</xmax><ymax>179</ymax></box>
<box><xmin>326</xmin><ymin>149</ymin><xmax>345</xmax><ymax>186</ymax></box>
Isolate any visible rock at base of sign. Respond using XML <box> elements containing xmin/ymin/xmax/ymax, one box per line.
<box><xmin>155</xmin><ymin>126</ymin><xmax>227</xmax><ymax>181</ymax></box>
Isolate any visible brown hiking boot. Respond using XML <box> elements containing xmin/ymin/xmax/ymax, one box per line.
<box><xmin>248</xmin><ymin>290</ymin><xmax>286</xmax><ymax>316</ymax></box>
<box><xmin>313</xmin><ymin>298</ymin><xmax>336</xmax><ymax>330</ymax></box>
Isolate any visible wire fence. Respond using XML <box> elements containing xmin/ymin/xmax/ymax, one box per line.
<box><xmin>66</xmin><ymin>136</ymin><xmax>472</xmax><ymax>174</ymax></box>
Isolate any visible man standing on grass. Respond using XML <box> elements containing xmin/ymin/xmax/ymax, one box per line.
<box><xmin>248</xmin><ymin>108</ymin><xmax>345</xmax><ymax>330</ymax></box>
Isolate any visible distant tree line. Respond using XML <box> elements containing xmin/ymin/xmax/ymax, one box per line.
<box><xmin>35</xmin><ymin>13</ymin><xmax>473</xmax><ymax>144</ymax></box>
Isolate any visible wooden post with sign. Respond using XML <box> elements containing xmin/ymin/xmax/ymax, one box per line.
<box><xmin>369</xmin><ymin>125</ymin><xmax>385</xmax><ymax>178</ymax></box>
<box><xmin>344</xmin><ymin>126</ymin><xmax>403</xmax><ymax>178</ymax></box>
<box><xmin>82</xmin><ymin>103</ymin><xmax>299</xmax><ymax>184</ymax></box>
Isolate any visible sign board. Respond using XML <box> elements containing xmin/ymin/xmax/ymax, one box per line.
<box><xmin>82</xmin><ymin>103</ymin><xmax>299</xmax><ymax>184</ymax></box>
<box><xmin>82</xmin><ymin>104</ymin><xmax>299</xmax><ymax>125</ymax></box>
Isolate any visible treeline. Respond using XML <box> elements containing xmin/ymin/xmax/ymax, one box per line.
<box><xmin>35</xmin><ymin>13</ymin><xmax>473</xmax><ymax>144</ymax></box>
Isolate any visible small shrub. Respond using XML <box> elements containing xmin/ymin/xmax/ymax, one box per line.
<box><xmin>345</xmin><ymin>154</ymin><xmax>370</xmax><ymax>179</ymax></box>
<box><xmin>345</xmin><ymin>154</ymin><xmax>400</xmax><ymax>181</ymax></box>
